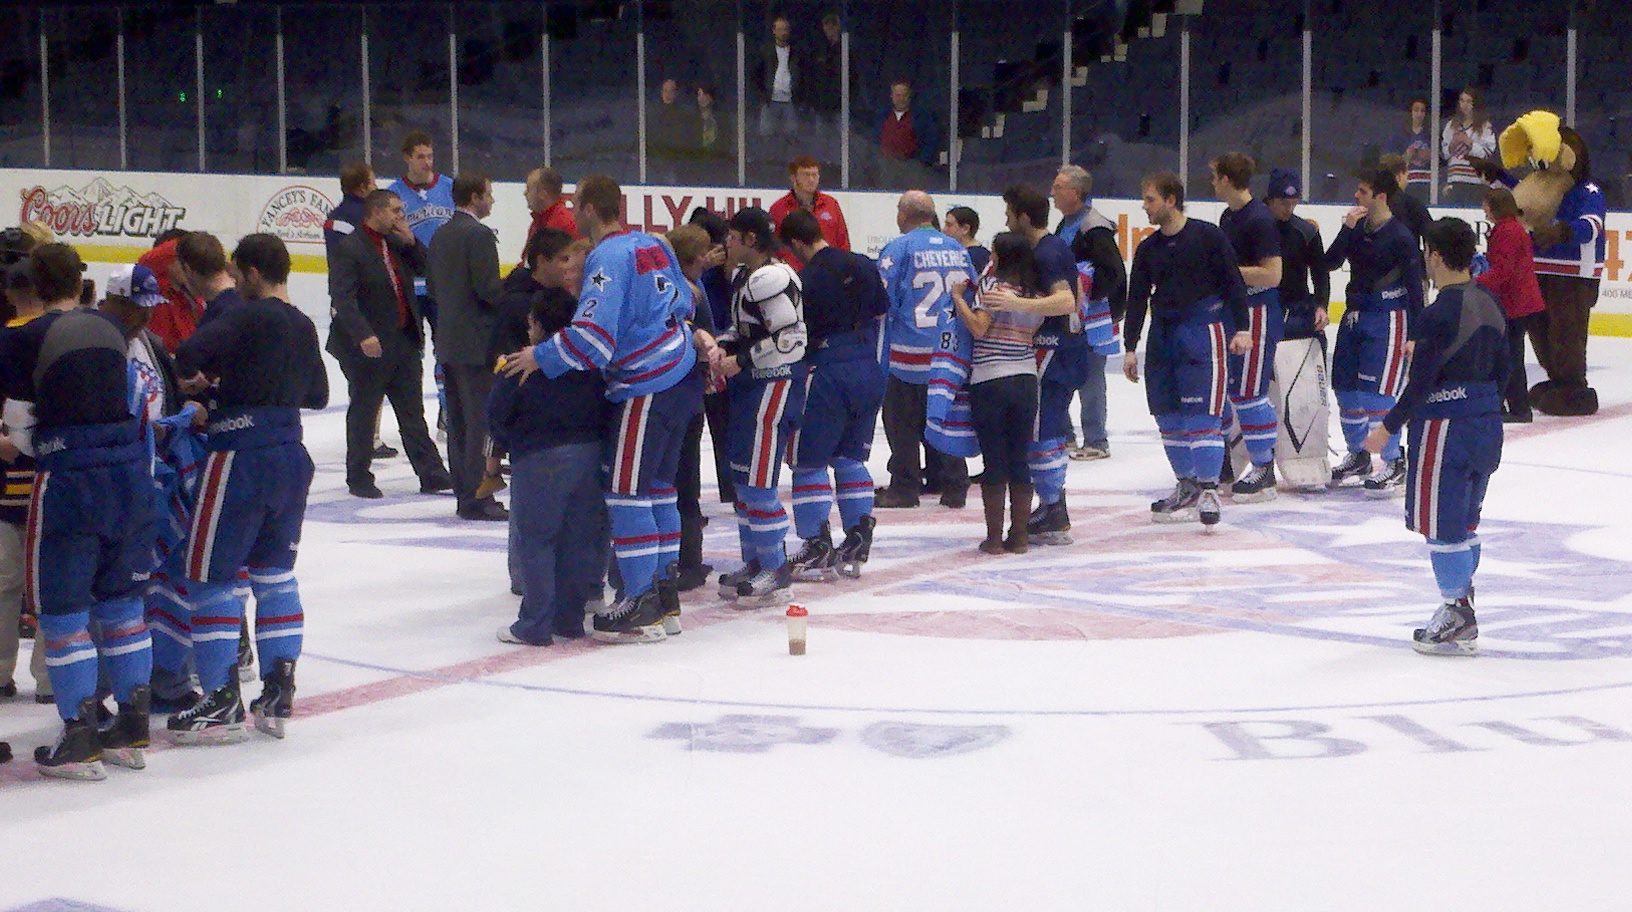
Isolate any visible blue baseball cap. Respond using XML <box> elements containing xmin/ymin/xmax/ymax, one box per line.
<box><xmin>1265</xmin><ymin>168</ymin><xmax>1302</xmax><ymax>200</ymax></box>
<box><xmin>106</xmin><ymin>263</ymin><xmax>165</xmax><ymax>309</ymax></box>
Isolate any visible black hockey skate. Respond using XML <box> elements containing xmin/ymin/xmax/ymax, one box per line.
<box><xmin>36</xmin><ymin>697</ymin><xmax>107</xmax><ymax>781</ymax></box>
<box><xmin>592</xmin><ymin>591</ymin><xmax>668</xmax><ymax>644</ymax></box>
<box><xmin>167</xmin><ymin>680</ymin><xmax>249</xmax><ymax>745</ymax></box>
<box><xmin>1026</xmin><ymin>499</ymin><xmax>1073</xmax><ymax>546</ymax></box>
<box><xmin>789</xmin><ymin>522</ymin><xmax>837</xmax><ymax>582</ymax></box>
<box><xmin>656</xmin><ymin>565</ymin><xmax>683</xmax><ymax>636</ymax></box>
<box><xmin>1413</xmin><ymin>598</ymin><xmax>1479</xmax><ymax>656</ymax></box>
<box><xmin>1363</xmin><ymin>456</ymin><xmax>1408</xmax><ymax>498</ymax></box>
<box><xmin>1151</xmin><ymin>479</ymin><xmax>1201</xmax><ymax>524</ymax></box>
<box><xmin>735</xmin><ymin>561</ymin><xmax>795</xmax><ymax>608</ymax></box>
<box><xmin>99</xmin><ymin>685</ymin><xmax>151</xmax><ymax>770</ymax></box>
<box><xmin>1230</xmin><ymin>462</ymin><xmax>1278</xmax><ymax>503</ymax></box>
<box><xmin>237</xmin><ymin>621</ymin><xmax>256</xmax><ymax>683</ymax></box>
<box><xmin>1198</xmin><ymin>485</ymin><xmax>1222</xmax><ymax>528</ymax></box>
<box><xmin>250</xmin><ymin>659</ymin><xmax>296</xmax><ymax>739</ymax></box>
<box><xmin>717</xmin><ymin>561</ymin><xmax>760</xmax><ymax>599</ymax></box>
<box><xmin>1330</xmin><ymin>451</ymin><xmax>1371</xmax><ymax>486</ymax></box>
<box><xmin>833</xmin><ymin>515</ymin><xmax>876</xmax><ymax>579</ymax></box>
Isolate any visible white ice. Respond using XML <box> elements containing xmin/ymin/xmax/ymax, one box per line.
<box><xmin>3</xmin><ymin>274</ymin><xmax>1631</xmax><ymax>912</ymax></box>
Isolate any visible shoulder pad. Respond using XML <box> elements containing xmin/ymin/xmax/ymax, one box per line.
<box><xmin>746</xmin><ymin>263</ymin><xmax>798</xmax><ymax>302</ymax></box>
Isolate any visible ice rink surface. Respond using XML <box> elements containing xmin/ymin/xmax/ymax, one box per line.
<box><xmin>3</xmin><ymin>275</ymin><xmax>1632</xmax><ymax>911</ymax></box>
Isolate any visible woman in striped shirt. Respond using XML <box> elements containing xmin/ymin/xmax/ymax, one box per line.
<box><xmin>953</xmin><ymin>233</ymin><xmax>1046</xmax><ymax>555</ymax></box>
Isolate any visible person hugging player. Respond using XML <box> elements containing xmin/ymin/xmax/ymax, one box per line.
<box><xmin>1362</xmin><ymin>218</ymin><xmax>1506</xmax><ymax>656</ymax></box>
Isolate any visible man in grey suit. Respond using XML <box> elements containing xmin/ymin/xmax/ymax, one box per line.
<box><xmin>428</xmin><ymin>172</ymin><xmax>507</xmax><ymax>521</ymax></box>
<box><xmin>327</xmin><ymin>189</ymin><xmax>453</xmax><ymax>499</ymax></box>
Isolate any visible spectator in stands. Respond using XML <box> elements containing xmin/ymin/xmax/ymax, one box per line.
<box><xmin>1477</xmin><ymin>187</ymin><xmax>1545</xmax><ymax>424</ymax></box>
<box><xmin>522</xmin><ymin>166</ymin><xmax>579</xmax><ymax>265</ymax></box>
<box><xmin>1442</xmin><ymin>87</ymin><xmax>1496</xmax><ymax>206</ymax></box>
<box><xmin>753</xmin><ymin>14</ymin><xmax>801</xmax><ymax>140</ymax></box>
<box><xmin>1399</xmin><ymin>98</ymin><xmax>1433</xmax><ymax>200</ymax></box>
<box><xmin>879</xmin><ymin>80</ymin><xmax>939</xmax><ymax>188</ymax></box>
<box><xmin>769</xmin><ymin>155</ymin><xmax>851</xmax><ymax>270</ymax></box>
<box><xmin>649</xmin><ymin>78</ymin><xmax>696</xmax><ymax>183</ymax></box>
<box><xmin>944</xmin><ymin>206</ymin><xmax>989</xmax><ymax>275</ymax></box>
<box><xmin>694</xmin><ymin>84</ymin><xmax>733</xmax><ymax>167</ymax></box>
<box><xmin>139</xmin><ymin>230</ymin><xmax>201</xmax><ymax>354</ymax></box>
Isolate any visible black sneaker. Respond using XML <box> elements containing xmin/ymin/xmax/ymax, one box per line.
<box><xmin>99</xmin><ymin>686</ymin><xmax>152</xmax><ymax>770</ymax></box>
<box><xmin>1330</xmin><ymin>451</ymin><xmax>1371</xmax><ymax>486</ymax></box>
<box><xmin>1413</xmin><ymin>598</ymin><xmax>1479</xmax><ymax>656</ymax></box>
<box><xmin>372</xmin><ymin>442</ymin><xmax>400</xmax><ymax>459</ymax></box>
<box><xmin>591</xmin><ymin>591</ymin><xmax>668</xmax><ymax>644</ymax></box>
<box><xmin>237</xmin><ymin>623</ymin><xmax>256</xmax><ymax>683</ymax></box>
<box><xmin>790</xmin><ymin>522</ymin><xmax>836</xmax><ymax>581</ymax></box>
<box><xmin>718</xmin><ymin>561</ymin><xmax>760</xmax><ymax>599</ymax></box>
<box><xmin>939</xmin><ymin>485</ymin><xmax>968</xmax><ymax>509</ymax></box>
<box><xmin>1230</xmin><ymin>462</ymin><xmax>1278</xmax><ymax>503</ymax></box>
<box><xmin>735</xmin><ymin>561</ymin><xmax>795</xmax><ymax>608</ymax></box>
<box><xmin>672</xmin><ymin>562</ymin><xmax>713</xmax><ymax>593</ymax></box>
<box><xmin>655</xmin><ymin>565</ymin><xmax>683</xmax><ymax>636</ymax></box>
<box><xmin>167</xmin><ymin>681</ymin><xmax>249</xmax><ymax>745</ymax></box>
<box><xmin>873</xmin><ymin>487</ymin><xmax>920</xmax><ymax>509</ymax></box>
<box><xmin>1363</xmin><ymin>457</ymin><xmax>1408</xmax><ymax>498</ymax></box>
<box><xmin>834</xmin><ymin>515</ymin><xmax>876</xmax><ymax>578</ymax></box>
<box><xmin>348</xmin><ymin>482</ymin><xmax>385</xmax><ymax>499</ymax></box>
<box><xmin>1151</xmin><ymin>479</ymin><xmax>1201</xmax><ymax>524</ymax></box>
<box><xmin>36</xmin><ymin>697</ymin><xmax>106</xmax><ymax>781</ymax></box>
<box><xmin>1026</xmin><ymin>500</ymin><xmax>1073</xmax><ymax>545</ymax></box>
<box><xmin>250</xmin><ymin>659</ymin><xmax>296</xmax><ymax>739</ymax></box>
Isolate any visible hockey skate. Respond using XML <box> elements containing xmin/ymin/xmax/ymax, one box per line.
<box><xmin>789</xmin><ymin>523</ymin><xmax>837</xmax><ymax>582</ymax></box>
<box><xmin>1151</xmin><ymin>479</ymin><xmax>1201</xmax><ymax>524</ymax></box>
<box><xmin>36</xmin><ymin>697</ymin><xmax>107</xmax><ymax>781</ymax></box>
<box><xmin>717</xmin><ymin>561</ymin><xmax>760</xmax><ymax>599</ymax></box>
<box><xmin>656</xmin><ymin>565</ymin><xmax>683</xmax><ymax>636</ymax></box>
<box><xmin>237</xmin><ymin>622</ymin><xmax>256</xmax><ymax>683</ymax></box>
<box><xmin>167</xmin><ymin>681</ymin><xmax>250</xmax><ymax>745</ymax></box>
<box><xmin>591</xmin><ymin>591</ymin><xmax>668</xmax><ymax>644</ymax></box>
<box><xmin>833</xmin><ymin>515</ymin><xmax>876</xmax><ymax>579</ymax></box>
<box><xmin>1229</xmin><ymin>462</ymin><xmax>1278</xmax><ymax>503</ymax></box>
<box><xmin>1198</xmin><ymin>486</ymin><xmax>1222</xmax><ymax>529</ymax></box>
<box><xmin>1026</xmin><ymin>500</ymin><xmax>1073</xmax><ymax>546</ymax></box>
<box><xmin>250</xmin><ymin>659</ymin><xmax>296</xmax><ymax>739</ymax></box>
<box><xmin>99</xmin><ymin>686</ymin><xmax>151</xmax><ymax>770</ymax></box>
<box><xmin>735</xmin><ymin>562</ymin><xmax>795</xmax><ymax>608</ymax></box>
<box><xmin>1413</xmin><ymin>598</ymin><xmax>1479</xmax><ymax>656</ymax></box>
<box><xmin>1330</xmin><ymin>451</ymin><xmax>1371</xmax><ymax>486</ymax></box>
<box><xmin>1363</xmin><ymin>457</ymin><xmax>1408</xmax><ymax>498</ymax></box>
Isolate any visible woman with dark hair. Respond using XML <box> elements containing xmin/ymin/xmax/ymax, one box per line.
<box><xmin>1442</xmin><ymin>87</ymin><xmax>1496</xmax><ymax>206</ymax></box>
<box><xmin>1399</xmin><ymin>97</ymin><xmax>1433</xmax><ymax>199</ymax></box>
<box><xmin>1477</xmin><ymin>187</ymin><xmax>1545</xmax><ymax>423</ymax></box>
<box><xmin>952</xmin><ymin>232</ymin><xmax>1045</xmax><ymax>555</ymax></box>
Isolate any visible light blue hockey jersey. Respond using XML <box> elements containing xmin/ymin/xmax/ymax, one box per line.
<box><xmin>878</xmin><ymin>226</ymin><xmax>974</xmax><ymax>384</ymax></box>
<box><xmin>388</xmin><ymin>174</ymin><xmax>456</xmax><ymax>295</ymax></box>
<box><xmin>534</xmin><ymin>230</ymin><xmax>697</xmax><ymax>402</ymax></box>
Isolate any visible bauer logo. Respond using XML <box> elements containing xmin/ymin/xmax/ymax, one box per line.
<box><xmin>18</xmin><ymin>179</ymin><xmax>186</xmax><ymax>239</ymax></box>
<box><xmin>258</xmin><ymin>186</ymin><xmax>336</xmax><ymax>246</ymax></box>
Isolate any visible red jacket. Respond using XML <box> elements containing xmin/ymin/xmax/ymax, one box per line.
<box><xmin>520</xmin><ymin>199</ymin><xmax>580</xmax><ymax>265</ymax></box>
<box><xmin>769</xmin><ymin>190</ymin><xmax>851</xmax><ymax>270</ymax></box>
<box><xmin>138</xmin><ymin>239</ymin><xmax>202</xmax><ymax>353</ymax></box>
<box><xmin>1477</xmin><ymin>216</ymin><xmax>1545</xmax><ymax>319</ymax></box>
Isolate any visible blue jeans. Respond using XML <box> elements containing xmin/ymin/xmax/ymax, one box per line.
<box><xmin>1076</xmin><ymin>349</ymin><xmax>1108</xmax><ymax>449</ymax></box>
<box><xmin>509</xmin><ymin>442</ymin><xmax>608</xmax><ymax>645</ymax></box>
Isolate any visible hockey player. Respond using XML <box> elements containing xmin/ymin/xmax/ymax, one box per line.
<box><xmin>3</xmin><ymin>244</ymin><xmax>156</xmax><ymax>780</ymax></box>
<box><xmin>1362</xmin><ymin>218</ymin><xmax>1505</xmax><ymax>655</ymax></box>
<box><xmin>1210</xmin><ymin>153</ymin><xmax>1284</xmax><ymax>502</ymax></box>
<box><xmin>389</xmin><ymin>130</ymin><xmax>456</xmax><ymax>329</ymax></box>
<box><xmin>876</xmin><ymin>191</ymin><xmax>974</xmax><ymax>508</ymax></box>
<box><xmin>168</xmin><ymin>234</ymin><xmax>329</xmax><ymax>742</ymax></box>
<box><xmin>1264</xmin><ymin>170</ymin><xmax>1334</xmax><ymax>490</ymax></box>
<box><xmin>778</xmin><ymin>208</ymin><xmax>886</xmax><ymax>580</ymax></box>
<box><xmin>982</xmin><ymin>185</ymin><xmax>1086</xmax><ymax>546</ymax></box>
<box><xmin>1324</xmin><ymin>168</ymin><xmax>1426</xmax><ymax>495</ymax></box>
<box><xmin>1122</xmin><ymin>173</ymin><xmax>1252</xmax><ymax>527</ymax></box>
<box><xmin>503</xmin><ymin>175</ymin><xmax>703</xmax><ymax>642</ymax></box>
<box><xmin>713</xmin><ymin>208</ymin><xmax>807</xmax><ymax>605</ymax></box>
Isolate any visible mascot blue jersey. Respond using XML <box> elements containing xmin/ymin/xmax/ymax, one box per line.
<box><xmin>878</xmin><ymin>226</ymin><xmax>975</xmax><ymax>384</ymax></box>
<box><xmin>533</xmin><ymin>230</ymin><xmax>697</xmax><ymax>402</ymax></box>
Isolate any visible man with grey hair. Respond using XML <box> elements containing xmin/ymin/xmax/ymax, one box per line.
<box><xmin>874</xmin><ymin>190</ymin><xmax>974</xmax><ymax>508</ymax></box>
<box><xmin>1051</xmin><ymin>164</ymin><xmax>1125</xmax><ymax>462</ymax></box>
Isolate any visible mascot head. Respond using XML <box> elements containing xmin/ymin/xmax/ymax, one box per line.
<box><xmin>1498</xmin><ymin>110</ymin><xmax>1587</xmax><ymax>230</ymax></box>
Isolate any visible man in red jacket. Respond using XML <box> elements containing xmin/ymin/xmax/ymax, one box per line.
<box><xmin>1476</xmin><ymin>187</ymin><xmax>1545</xmax><ymax>423</ymax></box>
<box><xmin>519</xmin><ymin>166</ymin><xmax>579</xmax><ymax>266</ymax></box>
<box><xmin>139</xmin><ymin>232</ymin><xmax>202</xmax><ymax>353</ymax></box>
<box><xmin>768</xmin><ymin>156</ymin><xmax>850</xmax><ymax>270</ymax></box>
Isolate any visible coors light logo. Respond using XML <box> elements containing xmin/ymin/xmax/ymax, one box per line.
<box><xmin>258</xmin><ymin>185</ymin><xmax>335</xmax><ymax>246</ymax></box>
<box><xmin>19</xmin><ymin>178</ymin><xmax>187</xmax><ymax>239</ymax></box>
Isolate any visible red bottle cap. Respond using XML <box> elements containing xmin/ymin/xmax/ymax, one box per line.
<box><xmin>786</xmin><ymin>605</ymin><xmax>808</xmax><ymax>618</ymax></box>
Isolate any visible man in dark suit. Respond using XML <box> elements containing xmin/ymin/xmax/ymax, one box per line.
<box><xmin>428</xmin><ymin>172</ymin><xmax>506</xmax><ymax>520</ymax></box>
<box><xmin>327</xmin><ymin>189</ymin><xmax>452</xmax><ymax>499</ymax></box>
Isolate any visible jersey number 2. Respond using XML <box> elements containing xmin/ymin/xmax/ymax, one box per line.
<box><xmin>912</xmin><ymin>271</ymin><xmax>945</xmax><ymax>329</ymax></box>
